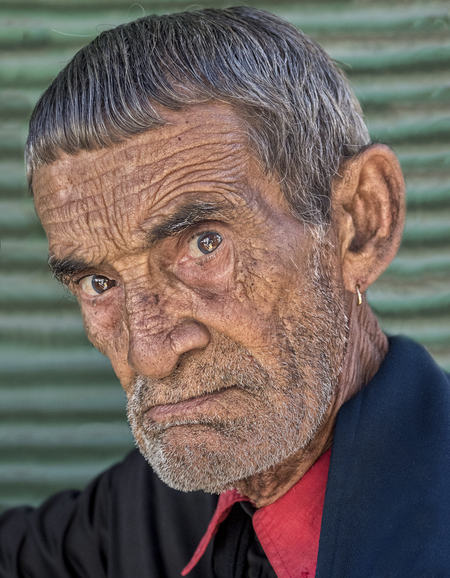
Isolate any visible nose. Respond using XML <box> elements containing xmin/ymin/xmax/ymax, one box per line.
<box><xmin>126</xmin><ymin>293</ymin><xmax>211</xmax><ymax>379</ymax></box>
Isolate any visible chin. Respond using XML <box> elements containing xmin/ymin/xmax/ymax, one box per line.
<box><xmin>128</xmin><ymin>396</ymin><xmax>332</xmax><ymax>494</ymax></box>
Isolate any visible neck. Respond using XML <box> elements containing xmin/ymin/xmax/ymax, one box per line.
<box><xmin>234</xmin><ymin>295</ymin><xmax>388</xmax><ymax>507</ymax></box>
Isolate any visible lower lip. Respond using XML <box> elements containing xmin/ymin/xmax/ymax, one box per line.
<box><xmin>145</xmin><ymin>389</ymin><xmax>232</xmax><ymax>422</ymax></box>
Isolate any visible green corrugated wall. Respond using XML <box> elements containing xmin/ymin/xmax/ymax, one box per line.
<box><xmin>1</xmin><ymin>0</ymin><xmax>449</xmax><ymax>511</ymax></box>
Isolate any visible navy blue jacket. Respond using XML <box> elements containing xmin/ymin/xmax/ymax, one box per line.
<box><xmin>317</xmin><ymin>336</ymin><xmax>450</xmax><ymax>577</ymax></box>
<box><xmin>1</xmin><ymin>336</ymin><xmax>449</xmax><ymax>577</ymax></box>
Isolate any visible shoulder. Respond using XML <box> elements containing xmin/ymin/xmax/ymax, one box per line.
<box><xmin>337</xmin><ymin>335</ymin><xmax>450</xmax><ymax>433</ymax></box>
<box><xmin>332</xmin><ymin>335</ymin><xmax>450</xmax><ymax>484</ymax></box>
<box><xmin>317</xmin><ymin>336</ymin><xmax>450</xmax><ymax>577</ymax></box>
<box><xmin>0</xmin><ymin>450</ymin><xmax>218</xmax><ymax>577</ymax></box>
<box><xmin>96</xmin><ymin>448</ymin><xmax>219</xmax><ymax>535</ymax></box>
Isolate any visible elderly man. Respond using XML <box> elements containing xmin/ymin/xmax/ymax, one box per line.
<box><xmin>1</xmin><ymin>7</ymin><xmax>449</xmax><ymax>578</ymax></box>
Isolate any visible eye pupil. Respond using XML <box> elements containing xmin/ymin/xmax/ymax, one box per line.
<box><xmin>198</xmin><ymin>232</ymin><xmax>222</xmax><ymax>254</ymax></box>
<box><xmin>92</xmin><ymin>276</ymin><xmax>111</xmax><ymax>293</ymax></box>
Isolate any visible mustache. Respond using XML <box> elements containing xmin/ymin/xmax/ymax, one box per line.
<box><xmin>132</xmin><ymin>343</ymin><xmax>269</xmax><ymax>408</ymax></box>
<box><xmin>128</xmin><ymin>333</ymin><xmax>306</xmax><ymax>416</ymax></box>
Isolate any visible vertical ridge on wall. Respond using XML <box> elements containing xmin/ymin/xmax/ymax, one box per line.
<box><xmin>1</xmin><ymin>0</ymin><xmax>449</xmax><ymax>510</ymax></box>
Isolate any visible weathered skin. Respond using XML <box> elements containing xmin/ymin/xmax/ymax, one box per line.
<box><xmin>33</xmin><ymin>103</ymin><xmax>405</xmax><ymax>507</ymax></box>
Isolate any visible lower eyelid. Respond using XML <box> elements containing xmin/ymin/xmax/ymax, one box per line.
<box><xmin>195</xmin><ymin>253</ymin><xmax>216</xmax><ymax>266</ymax></box>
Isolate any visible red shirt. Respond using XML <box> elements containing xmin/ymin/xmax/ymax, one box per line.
<box><xmin>182</xmin><ymin>449</ymin><xmax>331</xmax><ymax>578</ymax></box>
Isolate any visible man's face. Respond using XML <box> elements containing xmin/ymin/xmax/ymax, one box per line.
<box><xmin>33</xmin><ymin>104</ymin><xmax>348</xmax><ymax>493</ymax></box>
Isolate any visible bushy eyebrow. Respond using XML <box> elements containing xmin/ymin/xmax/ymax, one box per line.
<box><xmin>146</xmin><ymin>199</ymin><xmax>237</xmax><ymax>246</ymax></box>
<box><xmin>48</xmin><ymin>256</ymin><xmax>94</xmax><ymax>285</ymax></box>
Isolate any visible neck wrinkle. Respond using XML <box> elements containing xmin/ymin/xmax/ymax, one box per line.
<box><xmin>235</xmin><ymin>296</ymin><xmax>388</xmax><ymax>508</ymax></box>
<box><xmin>337</xmin><ymin>295</ymin><xmax>389</xmax><ymax>409</ymax></box>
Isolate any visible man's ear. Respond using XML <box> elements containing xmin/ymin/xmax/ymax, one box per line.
<box><xmin>332</xmin><ymin>144</ymin><xmax>406</xmax><ymax>294</ymax></box>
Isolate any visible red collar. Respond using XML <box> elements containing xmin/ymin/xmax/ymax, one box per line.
<box><xmin>182</xmin><ymin>449</ymin><xmax>331</xmax><ymax>577</ymax></box>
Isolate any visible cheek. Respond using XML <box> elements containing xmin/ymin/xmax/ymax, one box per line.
<box><xmin>187</xmin><ymin>252</ymin><xmax>300</xmax><ymax>350</ymax></box>
<box><xmin>236</xmin><ymin>246</ymin><xmax>298</xmax><ymax>307</ymax></box>
<box><xmin>79</xmin><ymin>289</ymin><xmax>125</xmax><ymax>357</ymax></box>
<box><xmin>174</xmin><ymin>242</ymin><xmax>235</xmax><ymax>291</ymax></box>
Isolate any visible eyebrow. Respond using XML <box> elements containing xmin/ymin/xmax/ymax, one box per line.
<box><xmin>145</xmin><ymin>199</ymin><xmax>238</xmax><ymax>246</ymax></box>
<box><xmin>48</xmin><ymin>256</ymin><xmax>94</xmax><ymax>285</ymax></box>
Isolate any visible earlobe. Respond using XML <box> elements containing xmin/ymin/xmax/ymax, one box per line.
<box><xmin>332</xmin><ymin>144</ymin><xmax>406</xmax><ymax>294</ymax></box>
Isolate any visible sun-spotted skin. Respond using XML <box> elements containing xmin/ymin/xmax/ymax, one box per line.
<box><xmin>33</xmin><ymin>103</ymin><xmax>404</xmax><ymax>506</ymax></box>
<box><xmin>34</xmin><ymin>104</ymin><xmax>321</xmax><ymax>389</ymax></box>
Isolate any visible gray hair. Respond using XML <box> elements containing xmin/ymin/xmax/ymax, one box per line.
<box><xmin>25</xmin><ymin>7</ymin><xmax>369</xmax><ymax>226</ymax></box>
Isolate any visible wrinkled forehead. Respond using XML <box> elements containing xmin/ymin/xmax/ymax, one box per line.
<box><xmin>33</xmin><ymin>104</ymin><xmax>249</xmax><ymax>208</ymax></box>
<box><xmin>31</xmin><ymin>104</ymin><xmax>271</xmax><ymax>257</ymax></box>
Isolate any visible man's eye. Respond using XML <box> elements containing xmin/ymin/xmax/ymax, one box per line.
<box><xmin>79</xmin><ymin>275</ymin><xmax>116</xmax><ymax>296</ymax></box>
<box><xmin>188</xmin><ymin>231</ymin><xmax>223</xmax><ymax>258</ymax></box>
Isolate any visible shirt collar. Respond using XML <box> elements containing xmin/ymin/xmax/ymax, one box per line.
<box><xmin>182</xmin><ymin>449</ymin><xmax>331</xmax><ymax>577</ymax></box>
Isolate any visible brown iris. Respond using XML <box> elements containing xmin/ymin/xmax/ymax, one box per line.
<box><xmin>92</xmin><ymin>275</ymin><xmax>116</xmax><ymax>293</ymax></box>
<box><xmin>197</xmin><ymin>232</ymin><xmax>222</xmax><ymax>254</ymax></box>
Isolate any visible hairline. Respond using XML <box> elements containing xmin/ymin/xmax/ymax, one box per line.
<box><xmin>26</xmin><ymin>7</ymin><xmax>371</xmax><ymax>229</ymax></box>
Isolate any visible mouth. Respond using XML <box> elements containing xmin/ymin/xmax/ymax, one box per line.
<box><xmin>144</xmin><ymin>386</ymin><xmax>238</xmax><ymax>423</ymax></box>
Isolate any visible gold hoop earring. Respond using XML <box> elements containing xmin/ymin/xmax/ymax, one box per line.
<box><xmin>356</xmin><ymin>284</ymin><xmax>362</xmax><ymax>306</ymax></box>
